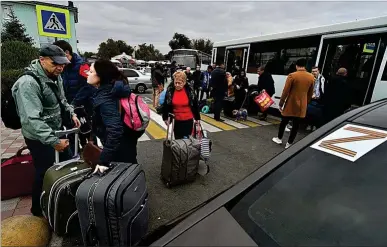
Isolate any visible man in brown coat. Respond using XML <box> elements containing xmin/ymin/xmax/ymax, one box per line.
<box><xmin>272</xmin><ymin>58</ymin><xmax>314</xmax><ymax>149</ymax></box>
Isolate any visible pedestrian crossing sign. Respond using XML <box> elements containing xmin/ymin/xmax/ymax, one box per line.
<box><xmin>36</xmin><ymin>5</ymin><xmax>71</xmax><ymax>38</ymax></box>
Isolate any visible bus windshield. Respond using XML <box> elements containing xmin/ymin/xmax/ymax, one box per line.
<box><xmin>172</xmin><ymin>55</ymin><xmax>196</xmax><ymax>68</ymax></box>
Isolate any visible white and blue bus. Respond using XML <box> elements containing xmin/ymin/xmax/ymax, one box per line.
<box><xmin>213</xmin><ymin>16</ymin><xmax>387</xmax><ymax>109</ymax></box>
<box><xmin>171</xmin><ymin>49</ymin><xmax>212</xmax><ymax>71</ymax></box>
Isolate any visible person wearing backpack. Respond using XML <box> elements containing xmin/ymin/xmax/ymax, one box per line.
<box><xmin>87</xmin><ymin>59</ymin><xmax>146</xmax><ymax>169</ymax></box>
<box><xmin>53</xmin><ymin>40</ymin><xmax>96</xmax><ymax>150</ymax></box>
<box><xmin>11</xmin><ymin>45</ymin><xmax>81</xmax><ymax>216</ymax></box>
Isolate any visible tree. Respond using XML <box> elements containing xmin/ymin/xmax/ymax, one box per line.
<box><xmin>168</xmin><ymin>33</ymin><xmax>192</xmax><ymax>50</ymax></box>
<box><xmin>192</xmin><ymin>38</ymin><xmax>213</xmax><ymax>54</ymax></box>
<box><xmin>116</xmin><ymin>40</ymin><xmax>134</xmax><ymax>55</ymax></box>
<box><xmin>135</xmin><ymin>43</ymin><xmax>164</xmax><ymax>61</ymax></box>
<box><xmin>97</xmin><ymin>38</ymin><xmax>120</xmax><ymax>59</ymax></box>
<box><xmin>97</xmin><ymin>39</ymin><xmax>135</xmax><ymax>59</ymax></box>
<box><xmin>1</xmin><ymin>9</ymin><xmax>34</xmax><ymax>45</ymax></box>
<box><xmin>1</xmin><ymin>41</ymin><xmax>39</xmax><ymax>91</ymax></box>
<box><xmin>83</xmin><ymin>51</ymin><xmax>96</xmax><ymax>59</ymax></box>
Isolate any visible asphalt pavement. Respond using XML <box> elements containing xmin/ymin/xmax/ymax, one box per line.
<box><xmin>62</xmin><ymin>112</ymin><xmax>308</xmax><ymax>245</ymax></box>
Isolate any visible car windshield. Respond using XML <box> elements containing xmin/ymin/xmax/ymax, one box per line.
<box><xmin>229</xmin><ymin>123</ymin><xmax>387</xmax><ymax>246</ymax></box>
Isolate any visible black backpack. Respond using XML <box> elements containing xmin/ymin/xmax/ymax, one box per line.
<box><xmin>1</xmin><ymin>71</ymin><xmax>42</xmax><ymax>130</ymax></box>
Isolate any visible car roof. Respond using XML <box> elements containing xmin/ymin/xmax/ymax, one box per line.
<box><xmin>151</xmin><ymin>99</ymin><xmax>387</xmax><ymax>246</ymax></box>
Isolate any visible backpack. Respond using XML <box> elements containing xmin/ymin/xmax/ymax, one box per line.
<box><xmin>120</xmin><ymin>93</ymin><xmax>150</xmax><ymax>131</ymax></box>
<box><xmin>1</xmin><ymin>71</ymin><xmax>42</xmax><ymax>130</ymax></box>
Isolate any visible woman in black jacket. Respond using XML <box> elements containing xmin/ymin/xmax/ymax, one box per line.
<box><xmin>233</xmin><ymin>70</ymin><xmax>249</xmax><ymax>109</ymax></box>
<box><xmin>162</xmin><ymin>70</ymin><xmax>201</xmax><ymax>139</ymax></box>
<box><xmin>87</xmin><ymin>59</ymin><xmax>144</xmax><ymax>170</ymax></box>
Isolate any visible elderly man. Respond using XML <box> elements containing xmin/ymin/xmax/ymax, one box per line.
<box><xmin>12</xmin><ymin>45</ymin><xmax>81</xmax><ymax>216</ymax></box>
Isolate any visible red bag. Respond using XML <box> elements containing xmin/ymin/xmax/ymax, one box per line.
<box><xmin>254</xmin><ymin>90</ymin><xmax>274</xmax><ymax>112</ymax></box>
<box><xmin>1</xmin><ymin>146</ymin><xmax>35</xmax><ymax>200</ymax></box>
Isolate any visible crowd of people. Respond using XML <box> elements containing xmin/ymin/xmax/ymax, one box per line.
<box><xmin>9</xmin><ymin>41</ymin><xmax>353</xmax><ymax>217</ymax></box>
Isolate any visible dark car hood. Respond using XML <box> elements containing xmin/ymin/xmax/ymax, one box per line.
<box><xmin>163</xmin><ymin>207</ymin><xmax>257</xmax><ymax>246</ymax></box>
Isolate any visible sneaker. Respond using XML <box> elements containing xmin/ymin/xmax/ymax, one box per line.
<box><xmin>285</xmin><ymin>142</ymin><xmax>292</xmax><ymax>149</ymax></box>
<box><xmin>306</xmin><ymin>125</ymin><xmax>312</xmax><ymax>131</ymax></box>
<box><xmin>286</xmin><ymin>124</ymin><xmax>292</xmax><ymax>129</ymax></box>
<box><xmin>285</xmin><ymin>127</ymin><xmax>291</xmax><ymax>132</ymax></box>
<box><xmin>272</xmin><ymin>137</ymin><xmax>282</xmax><ymax>144</ymax></box>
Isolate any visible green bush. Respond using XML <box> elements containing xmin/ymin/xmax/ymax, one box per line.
<box><xmin>1</xmin><ymin>69</ymin><xmax>24</xmax><ymax>93</ymax></box>
<box><xmin>1</xmin><ymin>41</ymin><xmax>39</xmax><ymax>70</ymax></box>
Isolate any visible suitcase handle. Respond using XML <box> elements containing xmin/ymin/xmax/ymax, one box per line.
<box><xmin>166</xmin><ymin>113</ymin><xmax>175</xmax><ymax>141</ymax></box>
<box><xmin>54</xmin><ymin>128</ymin><xmax>80</xmax><ymax>164</ymax></box>
<box><xmin>54</xmin><ymin>156</ymin><xmax>81</xmax><ymax>171</ymax></box>
<box><xmin>16</xmin><ymin>146</ymin><xmax>29</xmax><ymax>157</ymax></box>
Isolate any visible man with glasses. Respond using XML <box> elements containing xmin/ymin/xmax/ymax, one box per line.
<box><xmin>12</xmin><ymin>44</ymin><xmax>81</xmax><ymax>216</ymax></box>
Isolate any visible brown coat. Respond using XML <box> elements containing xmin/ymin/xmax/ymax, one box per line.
<box><xmin>279</xmin><ymin>69</ymin><xmax>314</xmax><ymax>118</ymax></box>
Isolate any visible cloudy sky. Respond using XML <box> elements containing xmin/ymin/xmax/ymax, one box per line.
<box><xmin>58</xmin><ymin>1</ymin><xmax>387</xmax><ymax>54</ymax></box>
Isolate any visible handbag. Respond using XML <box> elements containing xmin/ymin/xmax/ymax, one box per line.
<box><xmin>1</xmin><ymin>146</ymin><xmax>35</xmax><ymax>200</ymax></box>
<box><xmin>192</xmin><ymin>123</ymin><xmax>212</xmax><ymax>162</ymax></box>
<box><xmin>254</xmin><ymin>90</ymin><xmax>274</xmax><ymax>112</ymax></box>
<box><xmin>82</xmin><ymin>134</ymin><xmax>102</xmax><ymax>168</ymax></box>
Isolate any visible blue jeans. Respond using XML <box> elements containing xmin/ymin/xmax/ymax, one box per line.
<box><xmin>24</xmin><ymin>137</ymin><xmax>72</xmax><ymax>216</ymax></box>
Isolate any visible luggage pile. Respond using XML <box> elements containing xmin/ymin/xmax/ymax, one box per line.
<box><xmin>40</xmin><ymin>128</ymin><xmax>149</xmax><ymax>246</ymax></box>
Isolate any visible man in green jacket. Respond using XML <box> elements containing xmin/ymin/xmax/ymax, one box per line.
<box><xmin>12</xmin><ymin>45</ymin><xmax>81</xmax><ymax>216</ymax></box>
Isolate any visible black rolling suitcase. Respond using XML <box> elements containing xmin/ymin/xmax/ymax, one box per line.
<box><xmin>76</xmin><ymin>162</ymin><xmax>149</xmax><ymax>246</ymax></box>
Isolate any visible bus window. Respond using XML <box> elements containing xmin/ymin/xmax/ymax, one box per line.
<box><xmin>247</xmin><ymin>36</ymin><xmax>320</xmax><ymax>74</ymax></box>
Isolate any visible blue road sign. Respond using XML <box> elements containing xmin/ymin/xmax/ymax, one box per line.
<box><xmin>36</xmin><ymin>5</ymin><xmax>71</xmax><ymax>38</ymax></box>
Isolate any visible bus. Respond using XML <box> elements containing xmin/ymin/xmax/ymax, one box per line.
<box><xmin>171</xmin><ymin>49</ymin><xmax>212</xmax><ymax>71</ymax></box>
<box><xmin>212</xmin><ymin>16</ymin><xmax>387</xmax><ymax>109</ymax></box>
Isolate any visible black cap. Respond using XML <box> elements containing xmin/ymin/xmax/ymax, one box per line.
<box><xmin>39</xmin><ymin>44</ymin><xmax>70</xmax><ymax>64</ymax></box>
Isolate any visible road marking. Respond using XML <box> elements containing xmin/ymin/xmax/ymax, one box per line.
<box><xmin>199</xmin><ymin>114</ymin><xmax>236</xmax><ymax>131</ymax></box>
<box><xmin>265</xmin><ymin>117</ymin><xmax>281</xmax><ymax>124</ymax></box>
<box><xmin>138</xmin><ymin>133</ymin><xmax>151</xmax><ymax>142</ymax></box>
<box><xmin>204</xmin><ymin>113</ymin><xmax>250</xmax><ymax>129</ymax></box>
<box><xmin>146</xmin><ymin>120</ymin><xmax>166</xmax><ymax>140</ymax></box>
<box><xmin>148</xmin><ymin>104</ymin><xmax>222</xmax><ymax>133</ymax></box>
<box><xmin>311</xmin><ymin>124</ymin><xmax>387</xmax><ymax>162</ymax></box>
<box><xmin>246</xmin><ymin>117</ymin><xmax>272</xmax><ymax>126</ymax></box>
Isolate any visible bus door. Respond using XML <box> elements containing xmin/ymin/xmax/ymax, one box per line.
<box><xmin>225</xmin><ymin>45</ymin><xmax>250</xmax><ymax>75</ymax></box>
<box><xmin>319</xmin><ymin>32</ymin><xmax>387</xmax><ymax>106</ymax></box>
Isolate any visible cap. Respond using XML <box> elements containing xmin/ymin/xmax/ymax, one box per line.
<box><xmin>40</xmin><ymin>45</ymin><xmax>70</xmax><ymax>64</ymax></box>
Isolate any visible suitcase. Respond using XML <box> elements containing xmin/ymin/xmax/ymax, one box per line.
<box><xmin>40</xmin><ymin>128</ymin><xmax>92</xmax><ymax>236</ymax></box>
<box><xmin>161</xmin><ymin>113</ymin><xmax>200</xmax><ymax>188</ymax></box>
<box><xmin>1</xmin><ymin>146</ymin><xmax>35</xmax><ymax>200</ymax></box>
<box><xmin>76</xmin><ymin>162</ymin><xmax>148</xmax><ymax>246</ymax></box>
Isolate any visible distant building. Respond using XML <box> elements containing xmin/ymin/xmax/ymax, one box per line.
<box><xmin>1</xmin><ymin>1</ymin><xmax>79</xmax><ymax>51</ymax></box>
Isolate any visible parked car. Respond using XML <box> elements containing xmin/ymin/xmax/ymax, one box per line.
<box><xmin>119</xmin><ymin>68</ymin><xmax>152</xmax><ymax>94</ymax></box>
<box><xmin>144</xmin><ymin>99</ymin><xmax>387</xmax><ymax>247</ymax></box>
